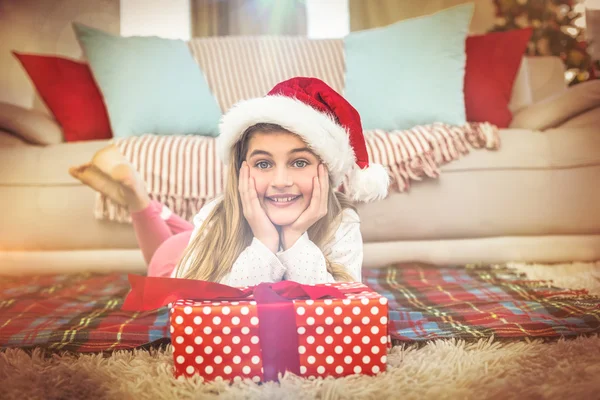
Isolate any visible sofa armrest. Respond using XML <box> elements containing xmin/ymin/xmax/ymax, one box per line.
<box><xmin>509</xmin><ymin>79</ymin><xmax>600</xmax><ymax>131</ymax></box>
<box><xmin>0</xmin><ymin>102</ymin><xmax>63</xmax><ymax>145</ymax></box>
<box><xmin>557</xmin><ymin>106</ymin><xmax>600</xmax><ymax>129</ymax></box>
<box><xmin>508</xmin><ymin>56</ymin><xmax>567</xmax><ymax>114</ymax></box>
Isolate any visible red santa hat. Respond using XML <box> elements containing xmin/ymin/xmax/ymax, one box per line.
<box><xmin>217</xmin><ymin>77</ymin><xmax>390</xmax><ymax>202</ymax></box>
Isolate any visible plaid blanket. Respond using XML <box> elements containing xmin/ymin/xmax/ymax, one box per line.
<box><xmin>1</xmin><ymin>265</ymin><xmax>598</xmax><ymax>352</ymax></box>
<box><xmin>0</xmin><ymin>273</ymin><xmax>169</xmax><ymax>352</ymax></box>
<box><xmin>364</xmin><ymin>265</ymin><xmax>600</xmax><ymax>341</ymax></box>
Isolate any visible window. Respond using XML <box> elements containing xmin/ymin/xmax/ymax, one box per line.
<box><xmin>120</xmin><ymin>0</ymin><xmax>191</xmax><ymax>40</ymax></box>
<box><xmin>306</xmin><ymin>0</ymin><xmax>349</xmax><ymax>38</ymax></box>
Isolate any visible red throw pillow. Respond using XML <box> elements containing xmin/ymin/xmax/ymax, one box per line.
<box><xmin>13</xmin><ymin>52</ymin><xmax>112</xmax><ymax>142</ymax></box>
<box><xmin>464</xmin><ymin>28</ymin><xmax>533</xmax><ymax>128</ymax></box>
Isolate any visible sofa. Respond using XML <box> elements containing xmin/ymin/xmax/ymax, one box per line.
<box><xmin>1</xmin><ymin>36</ymin><xmax>600</xmax><ymax>276</ymax></box>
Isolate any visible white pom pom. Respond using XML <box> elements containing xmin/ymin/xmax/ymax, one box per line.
<box><xmin>346</xmin><ymin>163</ymin><xmax>390</xmax><ymax>203</ymax></box>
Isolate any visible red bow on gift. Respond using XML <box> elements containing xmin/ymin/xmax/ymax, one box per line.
<box><xmin>121</xmin><ymin>274</ymin><xmax>345</xmax><ymax>311</ymax></box>
<box><xmin>121</xmin><ymin>274</ymin><xmax>350</xmax><ymax>381</ymax></box>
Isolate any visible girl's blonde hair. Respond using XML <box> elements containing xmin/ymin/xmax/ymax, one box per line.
<box><xmin>175</xmin><ymin>123</ymin><xmax>357</xmax><ymax>282</ymax></box>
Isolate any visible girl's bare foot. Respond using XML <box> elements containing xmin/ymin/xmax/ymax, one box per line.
<box><xmin>71</xmin><ymin>145</ymin><xmax>151</xmax><ymax>212</ymax></box>
<box><xmin>107</xmin><ymin>163</ymin><xmax>151</xmax><ymax>212</ymax></box>
<box><xmin>91</xmin><ymin>145</ymin><xmax>129</xmax><ymax>174</ymax></box>
<box><xmin>68</xmin><ymin>163</ymin><xmax>127</xmax><ymax>206</ymax></box>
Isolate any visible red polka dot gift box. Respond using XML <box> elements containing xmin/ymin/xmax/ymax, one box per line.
<box><xmin>121</xmin><ymin>275</ymin><xmax>391</xmax><ymax>383</ymax></box>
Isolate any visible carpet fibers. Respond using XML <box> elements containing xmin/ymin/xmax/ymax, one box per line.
<box><xmin>1</xmin><ymin>262</ymin><xmax>599</xmax><ymax>400</ymax></box>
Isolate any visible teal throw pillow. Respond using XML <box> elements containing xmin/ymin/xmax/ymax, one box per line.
<box><xmin>73</xmin><ymin>23</ymin><xmax>222</xmax><ymax>138</ymax></box>
<box><xmin>344</xmin><ymin>4</ymin><xmax>474</xmax><ymax>131</ymax></box>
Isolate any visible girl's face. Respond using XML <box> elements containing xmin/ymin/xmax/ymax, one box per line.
<box><xmin>245</xmin><ymin>130</ymin><xmax>322</xmax><ymax>226</ymax></box>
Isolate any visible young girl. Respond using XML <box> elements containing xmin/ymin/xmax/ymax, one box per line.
<box><xmin>70</xmin><ymin>77</ymin><xmax>389</xmax><ymax>287</ymax></box>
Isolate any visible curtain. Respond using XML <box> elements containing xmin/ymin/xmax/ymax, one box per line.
<box><xmin>348</xmin><ymin>0</ymin><xmax>495</xmax><ymax>33</ymax></box>
<box><xmin>191</xmin><ymin>0</ymin><xmax>307</xmax><ymax>37</ymax></box>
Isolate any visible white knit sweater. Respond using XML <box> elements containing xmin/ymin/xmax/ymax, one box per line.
<box><xmin>172</xmin><ymin>197</ymin><xmax>363</xmax><ymax>286</ymax></box>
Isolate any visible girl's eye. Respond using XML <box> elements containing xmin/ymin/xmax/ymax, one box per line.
<box><xmin>293</xmin><ymin>160</ymin><xmax>308</xmax><ymax>168</ymax></box>
<box><xmin>255</xmin><ymin>161</ymin><xmax>271</xmax><ymax>170</ymax></box>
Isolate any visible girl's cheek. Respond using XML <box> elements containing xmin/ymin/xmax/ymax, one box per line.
<box><xmin>252</xmin><ymin>175</ymin><xmax>269</xmax><ymax>195</ymax></box>
<box><xmin>297</xmin><ymin>175</ymin><xmax>316</xmax><ymax>194</ymax></box>
<box><xmin>295</xmin><ymin>166</ymin><xmax>318</xmax><ymax>182</ymax></box>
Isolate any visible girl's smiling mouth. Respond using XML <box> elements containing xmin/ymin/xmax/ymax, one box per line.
<box><xmin>265</xmin><ymin>194</ymin><xmax>302</xmax><ymax>207</ymax></box>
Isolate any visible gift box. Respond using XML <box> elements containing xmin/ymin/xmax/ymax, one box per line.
<box><xmin>169</xmin><ymin>282</ymin><xmax>390</xmax><ymax>382</ymax></box>
<box><xmin>120</xmin><ymin>275</ymin><xmax>390</xmax><ymax>382</ymax></box>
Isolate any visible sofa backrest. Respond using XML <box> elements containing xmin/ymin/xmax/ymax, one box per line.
<box><xmin>189</xmin><ymin>36</ymin><xmax>567</xmax><ymax>114</ymax></box>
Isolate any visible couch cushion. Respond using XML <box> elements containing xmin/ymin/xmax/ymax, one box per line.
<box><xmin>344</xmin><ymin>4</ymin><xmax>473</xmax><ymax>130</ymax></box>
<box><xmin>188</xmin><ymin>36</ymin><xmax>345</xmax><ymax>113</ymax></box>
<box><xmin>73</xmin><ymin>23</ymin><xmax>222</xmax><ymax>138</ymax></box>
<box><xmin>464</xmin><ymin>28</ymin><xmax>533</xmax><ymax>128</ymax></box>
<box><xmin>13</xmin><ymin>52</ymin><xmax>113</xmax><ymax>142</ymax></box>
<box><xmin>357</xmin><ymin>162</ymin><xmax>600</xmax><ymax>241</ymax></box>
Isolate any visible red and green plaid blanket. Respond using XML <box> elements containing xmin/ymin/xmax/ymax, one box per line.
<box><xmin>364</xmin><ymin>264</ymin><xmax>600</xmax><ymax>341</ymax></box>
<box><xmin>0</xmin><ymin>265</ymin><xmax>598</xmax><ymax>352</ymax></box>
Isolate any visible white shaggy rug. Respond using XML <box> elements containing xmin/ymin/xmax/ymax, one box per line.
<box><xmin>1</xmin><ymin>262</ymin><xmax>599</xmax><ymax>400</ymax></box>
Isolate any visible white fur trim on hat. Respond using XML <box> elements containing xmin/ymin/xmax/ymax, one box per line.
<box><xmin>346</xmin><ymin>163</ymin><xmax>390</xmax><ymax>203</ymax></box>
<box><xmin>217</xmin><ymin>95</ymin><xmax>355</xmax><ymax>188</ymax></box>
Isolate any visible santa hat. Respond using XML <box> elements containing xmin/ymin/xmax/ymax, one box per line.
<box><xmin>217</xmin><ymin>77</ymin><xmax>390</xmax><ymax>202</ymax></box>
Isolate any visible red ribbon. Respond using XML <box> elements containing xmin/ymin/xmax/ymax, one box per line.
<box><xmin>121</xmin><ymin>274</ymin><xmax>345</xmax><ymax>380</ymax></box>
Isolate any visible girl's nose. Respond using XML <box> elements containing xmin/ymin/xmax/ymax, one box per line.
<box><xmin>271</xmin><ymin>166</ymin><xmax>292</xmax><ymax>187</ymax></box>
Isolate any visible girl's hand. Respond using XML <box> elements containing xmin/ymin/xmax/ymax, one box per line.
<box><xmin>239</xmin><ymin>161</ymin><xmax>280</xmax><ymax>253</ymax></box>
<box><xmin>280</xmin><ymin>163</ymin><xmax>329</xmax><ymax>250</ymax></box>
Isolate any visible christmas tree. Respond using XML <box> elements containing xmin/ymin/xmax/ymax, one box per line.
<box><xmin>491</xmin><ymin>0</ymin><xmax>596</xmax><ymax>85</ymax></box>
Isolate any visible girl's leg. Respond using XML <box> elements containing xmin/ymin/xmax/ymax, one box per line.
<box><xmin>69</xmin><ymin>145</ymin><xmax>193</xmax><ymax>265</ymax></box>
<box><xmin>155</xmin><ymin>202</ymin><xmax>195</xmax><ymax>234</ymax></box>
<box><xmin>147</xmin><ymin>231</ymin><xmax>193</xmax><ymax>278</ymax></box>
<box><xmin>130</xmin><ymin>200</ymin><xmax>194</xmax><ymax>264</ymax></box>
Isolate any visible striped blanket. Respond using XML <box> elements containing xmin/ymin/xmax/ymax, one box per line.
<box><xmin>95</xmin><ymin>122</ymin><xmax>499</xmax><ymax>223</ymax></box>
<box><xmin>1</xmin><ymin>265</ymin><xmax>598</xmax><ymax>352</ymax></box>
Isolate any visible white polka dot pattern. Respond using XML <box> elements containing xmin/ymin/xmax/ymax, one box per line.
<box><xmin>292</xmin><ymin>283</ymin><xmax>387</xmax><ymax>379</ymax></box>
<box><xmin>170</xmin><ymin>282</ymin><xmax>389</xmax><ymax>381</ymax></box>
<box><xmin>171</xmin><ymin>299</ymin><xmax>263</xmax><ymax>381</ymax></box>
